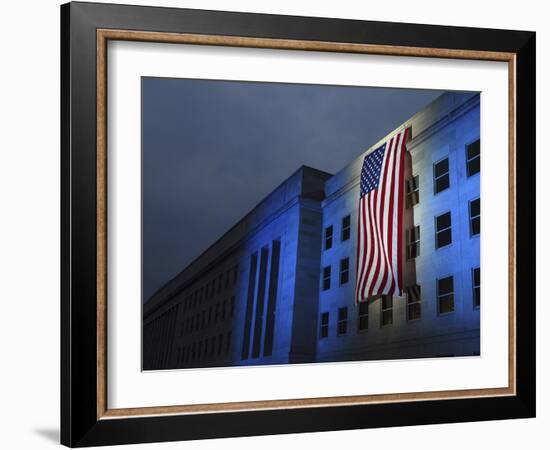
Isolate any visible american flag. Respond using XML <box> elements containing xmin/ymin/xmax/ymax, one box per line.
<box><xmin>355</xmin><ymin>128</ymin><xmax>409</xmax><ymax>303</ymax></box>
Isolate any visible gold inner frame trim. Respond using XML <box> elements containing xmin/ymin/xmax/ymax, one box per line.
<box><xmin>96</xmin><ymin>28</ymin><xmax>517</xmax><ymax>420</ymax></box>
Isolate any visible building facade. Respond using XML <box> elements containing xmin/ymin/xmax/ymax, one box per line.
<box><xmin>143</xmin><ymin>91</ymin><xmax>480</xmax><ymax>370</ymax></box>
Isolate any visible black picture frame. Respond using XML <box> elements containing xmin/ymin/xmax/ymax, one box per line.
<box><xmin>61</xmin><ymin>1</ymin><xmax>535</xmax><ymax>447</ymax></box>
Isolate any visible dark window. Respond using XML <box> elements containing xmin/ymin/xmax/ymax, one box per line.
<box><xmin>217</xmin><ymin>333</ymin><xmax>223</xmax><ymax>356</ymax></box>
<box><xmin>358</xmin><ymin>302</ymin><xmax>369</xmax><ymax>331</ymax></box>
<box><xmin>407</xmin><ymin>226</ymin><xmax>420</xmax><ymax>259</ymax></box>
<box><xmin>438</xmin><ymin>276</ymin><xmax>455</xmax><ymax>314</ymax></box>
<box><xmin>210</xmin><ymin>280</ymin><xmax>215</xmax><ymax>298</ymax></box>
<box><xmin>406</xmin><ymin>285</ymin><xmax>422</xmax><ymax>321</ymax></box>
<box><xmin>208</xmin><ymin>307</ymin><xmax>212</xmax><ymax>326</ymax></box>
<box><xmin>340</xmin><ymin>257</ymin><xmax>350</xmax><ymax>285</ymax></box>
<box><xmin>241</xmin><ymin>252</ymin><xmax>258</xmax><ymax>360</ymax></box>
<box><xmin>469</xmin><ymin>198</ymin><xmax>480</xmax><ymax>237</ymax></box>
<box><xmin>320</xmin><ymin>312</ymin><xmax>329</xmax><ymax>338</ymax></box>
<box><xmin>230</xmin><ymin>296</ymin><xmax>235</xmax><ymax>318</ymax></box>
<box><xmin>337</xmin><ymin>307</ymin><xmax>348</xmax><ymax>335</ymax></box>
<box><xmin>214</xmin><ymin>303</ymin><xmax>219</xmax><ymax>322</ymax></box>
<box><xmin>472</xmin><ymin>268</ymin><xmax>480</xmax><ymax>308</ymax></box>
<box><xmin>322</xmin><ymin>266</ymin><xmax>331</xmax><ymax>291</ymax></box>
<box><xmin>341</xmin><ymin>215</ymin><xmax>351</xmax><ymax>241</ymax></box>
<box><xmin>466</xmin><ymin>139</ymin><xmax>480</xmax><ymax>176</ymax></box>
<box><xmin>433</xmin><ymin>158</ymin><xmax>450</xmax><ymax>194</ymax></box>
<box><xmin>324</xmin><ymin>225</ymin><xmax>333</xmax><ymax>250</ymax></box>
<box><xmin>233</xmin><ymin>264</ymin><xmax>239</xmax><ymax>285</ymax></box>
<box><xmin>217</xmin><ymin>274</ymin><xmax>223</xmax><ymax>293</ymax></box>
<box><xmin>406</xmin><ymin>175</ymin><xmax>420</xmax><ymax>207</ymax></box>
<box><xmin>380</xmin><ymin>295</ymin><xmax>393</xmax><ymax>326</ymax></box>
<box><xmin>222</xmin><ymin>300</ymin><xmax>227</xmax><ymax>320</ymax></box>
<box><xmin>435</xmin><ymin>212</ymin><xmax>452</xmax><ymax>248</ymax></box>
<box><xmin>210</xmin><ymin>336</ymin><xmax>216</xmax><ymax>357</ymax></box>
<box><xmin>226</xmin><ymin>332</ymin><xmax>232</xmax><ymax>353</ymax></box>
<box><xmin>225</xmin><ymin>270</ymin><xmax>230</xmax><ymax>288</ymax></box>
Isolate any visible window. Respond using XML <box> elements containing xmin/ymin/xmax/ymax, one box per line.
<box><xmin>225</xmin><ymin>270</ymin><xmax>230</xmax><ymax>288</ymax></box>
<box><xmin>433</xmin><ymin>158</ymin><xmax>450</xmax><ymax>194</ymax></box>
<box><xmin>217</xmin><ymin>333</ymin><xmax>223</xmax><ymax>356</ymax></box>
<box><xmin>233</xmin><ymin>264</ymin><xmax>239</xmax><ymax>285</ymax></box>
<box><xmin>469</xmin><ymin>198</ymin><xmax>480</xmax><ymax>237</ymax></box>
<box><xmin>437</xmin><ymin>276</ymin><xmax>455</xmax><ymax>314</ymax></box>
<box><xmin>339</xmin><ymin>257</ymin><xmax>350</xmax><ymax>285</ymax></box>
<box><xmin>230</xmin><ymin>296</ymin><xmax>235</xmax><ymax>318</ymax></box>
<box><xmin>341</xmin><ymin>215</ymin><xmax>351</xmax><ymax>241</ymax></box>
<box><xmin>210</xmin><ymin>336</ymin><xmax>216</xmax><ymax>357</ymax></box>
<box><xmin>214</xmin><ymin>303</ymin><xmax>219</xmax><ymax>322</ymax></box>
<box><xmin>358</xmin><ymin>302</ymin><xmax>369</xmax><ymax>331</ymax></box>
<box><xmin>406</xmin><ymin>285</ymin><xmax>422</xmax><ymax>321</ymax></box>
<box><xmin>226</xmin><ymin>332</ymin><xmax>232</xmax><ymax>353</ymax></box>
<box><xmin>324</xmin><ymin>225</ymin><xmax>333</xmax><ymax>250</ymax></box>
<box><xmin>472</xmin><ymin>267</ymin><xmax>480</xmax><ymax>308</ymax></box>
<box><xmin>222</xmin><ymin>300</ymin><xmax>227</xmax><ymax>320</ymax></box>
<box><xmin>320</xmin><ymin>312</ymin><xmax>329</xmax><ymax>338</ymax></box>
<box><xmin>435</xmin><ymin>212</ymin><xmax>452</xmax><ymax>248</ymax></box>
<box><xmin>466</xmin><ymin>139</ymin><xmax>480</xmax><ymax>176</ymax></box>
<box><xmin>406</xmin><ymin>175</ymin><xmax>420</xmax><ymax>207</ymax></box>
<box><xmin>217</xmin><ymin>274</ymin><xmax>223</xmax><ymax>293</ymax></box>
<box><xmin>380</xmin><ymin>295</ymin><xmax>393</xmax><ymax>326</ymax></box>
<box><xmin>322</xmin><ymin>266</ymin><xmax>331</xmax><ymax>291</ymax></box>
<box><xmin>337</xmin><ymin>307</ymin><xmax>348</xmax><ymax>335</ymax></box>
<box><xmin>407</xmin><ymin>226</ymin><xmax>420</xmax><ymax>259</ymax></box>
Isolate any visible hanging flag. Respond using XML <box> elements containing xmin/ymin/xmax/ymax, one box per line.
<box><xmin>355</xmin><ymin>128</ymin><xmax>409</xmax><ymax>303</ymax></box>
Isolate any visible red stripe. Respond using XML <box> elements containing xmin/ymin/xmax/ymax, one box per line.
<box><xmin>358</xmin><ymin>197</ymin><xmax>370</xmax><ymax>302</ymax></box>
<box><xmin>396</xmin><ymin>129</ymin><xmax>408</xmax><ymax>293</ymax></box>
<box><xmin>384</xmin><ymin>135</ymin><xmax>398</xmax><ymax>294</ymax></box>
<box><xmin>355</xmin><ymin>200</ymin><xmax>365</xmax><ymax>303</ymax></box>
<box><xmin>363</xmin><ymin>193</ymin><xmax>375</xmax><ymax>298</ymax></box>
<box><xmin>369</xmin><ymin>189</ymin><xmax>383</xmax><ymax>296</ymax></box>
<box><xmin>375</xmin><ymin>137</ymin><xmax>395</xmax><ymax>294</ymax></box>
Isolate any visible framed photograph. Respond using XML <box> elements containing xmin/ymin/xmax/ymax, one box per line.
<box><xmin>61</xmin><ymin>1</ymin><xmax>536</xmax><ymax>447</ymax></box>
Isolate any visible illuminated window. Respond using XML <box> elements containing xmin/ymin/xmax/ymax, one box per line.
<box><xmin>338</xmin><ymin>307</ymin><xmax>348</xmax><ymax>335</ymax></box>
<box><xmin>320</xmin><ymin>312</ymin><xmax>329</xmax><ymax>338</ymax></box>
<box><xmin>340</xmin><ymin>257</ymin><xmax>350</xmax><ymax>285</ymax></box>
<box><xmin>466</xmin><ymin>139</ymin><xmax>480</xmax><ymax>176</ymax></box>
<box><xmin>469</xmin><ymin>198</ymin><xmax>480</xmax><ymax>237</ymax></box>
<box><xmin>433</xmin><ymin>157</ymin><xmax>450</xmax><ymax>194</ymax></box>
<box><xmin>407</xmin><ymin>225</ymin><xmax>420</xmax><ymax>259</ymax></box>
<box><xmin>380</xmin><ymin>295</ymin><xmax>393</xmax><ymax>326</ymax></box>
<box><xmin>322</xmin><ymin>266</ymin><xmax>331</xmax><ymax>291</ymax></box>
<box><xmin>472</xmin><ymin>268</ymin><xmax>480</xmax><ymax>308</ymax></box>
<box><xmin>437</xmin><ymin>276</ymin><xmax>455</xmax><ymax>314</ymax></box>
<box><xmin>406</xmin><ymin>285</ymin><xmax>421</xmax><ymax>321</ymax></box>
<box><xmin>324</xmin><ymin>225</ymin><xmax>333</xmax><ymax>250</ymax></box>
<box><xmin>358</xmin><ymin>302</ymin><xmax>369</xmax><ymax>331</ymax></box>
<box><xmin>435</xmin><ymin>212</ymin><xmax>452</xmax><ymax>248</ymax></box>
<box><xmin>341</xmin><ymin>215</ymin><xmax>351</xmax><ymax>241</ymax></box>
<box><xmin>406</xmin><ymin>175</ymin><xmax>420</xmax><ymax>207</ymax></box>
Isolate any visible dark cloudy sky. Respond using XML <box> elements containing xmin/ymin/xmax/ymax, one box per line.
<box><xmin>142</xmin><ymin>77</ymin><xmax>444</xmax><ymax>302</ymax></box>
